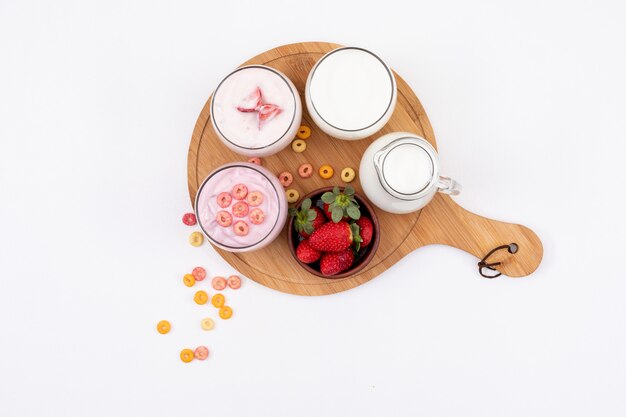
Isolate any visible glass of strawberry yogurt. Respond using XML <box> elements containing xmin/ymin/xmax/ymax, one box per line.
<box><xmin>210</xmin><ymin>65</ymin><xmax>302</xmax><ymax>157</ymax></box>
<box><xmin>195</xmin><ymin>162</ymin><xmax>288</xmax><ymax>252</ymax></box>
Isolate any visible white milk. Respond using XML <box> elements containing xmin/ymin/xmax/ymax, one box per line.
<box><xmin>307</xmin><ymin>48</ymin><xmax>395</xmax><ymax>132</ymax></box>
<box><xmin>382</xmin><ymin>143</ymin><xmax>434</xmax><ymax>195</ymax></box>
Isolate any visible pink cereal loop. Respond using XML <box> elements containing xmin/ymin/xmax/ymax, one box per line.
<box><xmin>246</xmin><ymin>191</ymin><xmax>263</xmax><ymax>207</ymax></box>
<box><xmin>216</xmin><ymin>192</ymin><xmax>232</xmax><ymax>208</ymax></box>
<box><xmin>194</xmin><ymin>346</ymin><xmax>209</xmax><ymax>360</ymax></box>
<box><xmin>233</xmin><ymin>220</ymin><xmax>249</xmax><ymax>236</ymax></box>
<box><xmin>231</xmin><ymin>184</ymin><xmax>248</xmax><ymax>200</ymax></box>
<box><xmin>192</xmin><ymin>267</ymin><xmax>206</xmax><ymax>281</ymax></box>
<box><xmin>216</xmin><ymin>210</ymin><xmax>232</xmax><ymax>227</ymax></box>
<box><xmin>212</xmin><ymin>276</ymin><xmax>227</xmax><ymax>291</ymax></box>
<box><xmin>227</xmin><ymin>275</ymin><xmax>242</xmax><ymax>289</ymax></box>
<box><xmin>232</xmin><ymin>201</ymin><xmax>249</xmax><ymax>218</ymax></box>
<box><xmin>249</xmin><ymin>208</ymin><xmax>265</xmax><ymax>225</ymax></box>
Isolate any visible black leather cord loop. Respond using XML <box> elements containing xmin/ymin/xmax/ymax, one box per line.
<box><xmin>478</xmin><ymin>243</ymin><xmax>518</xmax><ymax>278</ymax></box>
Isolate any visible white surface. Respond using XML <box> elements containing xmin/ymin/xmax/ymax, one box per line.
<box><xmin>1</xmin><ymin>1</ymin><xmax>625</xmax><ymax>416</ymax></box>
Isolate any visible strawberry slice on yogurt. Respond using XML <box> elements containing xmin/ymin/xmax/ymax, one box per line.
<box><xmin>257</xmin><ymin>104</ymin><xmax>282</xmax><ymax>128</ymax></box>
<box><xmin>236</xmin><ymin>87</ymin><xmax>263</xmax><ymax>112</ymax></box>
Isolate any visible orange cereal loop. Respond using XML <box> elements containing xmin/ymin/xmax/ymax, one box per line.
<box><xmin>156</xmin><ymin>320</ymin><xmax>171</xmax><ymax>334</ymax></box>
<box><xmin>180</xmin><ymin>348</ymin><xmax>194</xmax><ymax>363</ymax></box>
<box><xmin>183</xmin><ymin>274</ymin><xmax>195</xmax><ymax>287</ymax></box>
<box><xmin>194</xmin><ymin>290</ymin><xmax>208</xmax><ymax>305</ymax></box>
<box><xmin>319</xmin><ymin>165</ymin><xmax>334</xmax><ymax>179</ymax></box>
<box><xmin>219</xmin><ymin>306</ymin><xmax>233</xmax><ymax>320</ymax></box>
<box><xmin>211</xmin><ymin>293</ymin><xmax>225</xmax><ymax>308</ymax></box>
<box><xmin>296</xmin><ymin>125</ymin><xmax>311</xmax><ymax>139</ymax></box>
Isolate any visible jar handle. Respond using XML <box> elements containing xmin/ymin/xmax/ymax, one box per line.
<box><xmin>437</xmin><ymin>176</ymin><xmax>461</xmax><ymax>195</ymax></box>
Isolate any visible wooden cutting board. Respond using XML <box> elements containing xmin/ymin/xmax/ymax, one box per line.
<box><xmin>187</xmin><ymin>41</ymin><xmax>543</xmax><ymax>296</ymax></box>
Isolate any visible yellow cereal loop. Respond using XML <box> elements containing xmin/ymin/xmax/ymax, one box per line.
<box><xmin>286</xmin><ymin>189</ymin><xmax>300</xmax><ymax>204</ymax></box>
<box><xmin>340</xmin><ymin>167</ymin><xmax>356</xmax><ymax>183</ymax></box>
<box><xmin>189</xmin><ymin>231</ymin><xmax>204</xmax><ymax>247</ymax></box>
<box><xmin>291</xmin><ymin>139</ymin><xmax>307</xmax><ymax>153</ymax></box>
<box><xmin>201</xmin><ymin>318</ymin><xmax>215</xmax><ymax>331</ymax></box>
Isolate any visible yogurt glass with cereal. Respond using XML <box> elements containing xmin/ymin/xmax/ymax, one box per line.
<box><xmin>195</xmin><ymin>162</ymin><xmax>288</xmax><ymax>252</ymax></box>
<box><xmin>210</xmin><ymin>65</ymin><xmax>302</xmax><ymax>157</ymax></box>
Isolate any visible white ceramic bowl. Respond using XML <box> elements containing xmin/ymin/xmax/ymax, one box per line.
<box><xmin>305</xmin><ymin>47</ymin><xmax>397</xmax><ymax>140</ymax></box>
<box><xmin>211</xmin><ymin>65</ymin><xmax>302</xmax><ymax>157</ymax></box>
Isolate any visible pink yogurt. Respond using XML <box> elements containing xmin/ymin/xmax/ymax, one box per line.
<box><xmin>210</xmin><ymin>65</ymin><xmax>302</xmax><ymax>157</ymax></box>
<box><xmin>195</xmin><ymin>163</ymin><xmax>288</xmax><ymax>252</ymax></box>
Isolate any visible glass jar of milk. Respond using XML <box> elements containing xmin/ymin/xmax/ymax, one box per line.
<box><xmin>360</xmin><ymin>132</ymin><xmax>461</xmax><ymax>213</ymax></box>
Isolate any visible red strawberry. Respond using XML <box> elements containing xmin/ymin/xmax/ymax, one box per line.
<box><xmin>236</xmin><ymin>87</ymin><xmax>262</xmax><ymax>112</ymax></box>
<box><xmin>356</xmin><ymin>217</ymin><xmax>373</xmax><ymax>247</ymax></box>
<box><xmin>320</xmin><ymin>248</ymin><xmax>354</xmax><ymax>276</ymax></box>
<box><xmin>257</xmin><ymin>104</ymin><xmax>282</xmax><ymax>128</ymax></box>
<box><xmin>308</xmin><ymin>221</ymin><xmax>360</xmax><ymax>253</ymax></box>
<box><xmin>296</xmin><ymin>239</ymin><xmax>321</xmax><ymax>264</ymax></box>
<box><xmin>289</xmin><ymin>199</ymin><xmax>326</xmax><ymax>238</ymax></box>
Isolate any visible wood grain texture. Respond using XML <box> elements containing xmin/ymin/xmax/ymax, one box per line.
<box><xmin>187</xmin><ymin>41</ymin><xmax>543</xmax><ymax>296</ymax></box>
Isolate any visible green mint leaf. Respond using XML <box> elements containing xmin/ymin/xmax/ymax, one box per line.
<box><xmin>301</xmin><ymin>198</ymin><xmax>311</xmax><ymax>210</ymax></box>
<box><xmin>344</xmin><ymin>185</ymin><xmax>355</xmax><ymax>196</ymax></box>
<box><xmin>288</xmin><ymin>208</ymin><xmax>298</xmax><ymax>217</ymax></box>
<box><xmin>332</xmin><ymin>186</ymin><xmax>340</xmax><ymax>195</ymax></box>
<box><xmin>307</xmin><ymin>209</ymin><xmax>317</xmax><ymax>221</ymax></box>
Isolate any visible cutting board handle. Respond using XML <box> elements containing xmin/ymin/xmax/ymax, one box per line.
<box><xmin>412</xmin><ymin>194</ymin><xmax>543</xmax><ymax>277</ymax></box>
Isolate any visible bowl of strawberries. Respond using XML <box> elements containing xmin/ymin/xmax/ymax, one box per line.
<box><xmin>287</xmin><ymin>185</ymin><xmax>379</xmax><ymax>278</ymax></box>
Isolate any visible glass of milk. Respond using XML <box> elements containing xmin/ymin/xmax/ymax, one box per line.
<box><xmin>211</xmin><ymin>65</ymin><xmax>302</xmax><ymax>157</ymax></box>
<box><xmin>305</xmin><ymin>47</ymin><xmax>397</xmax><ymax>140</ymax></box>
